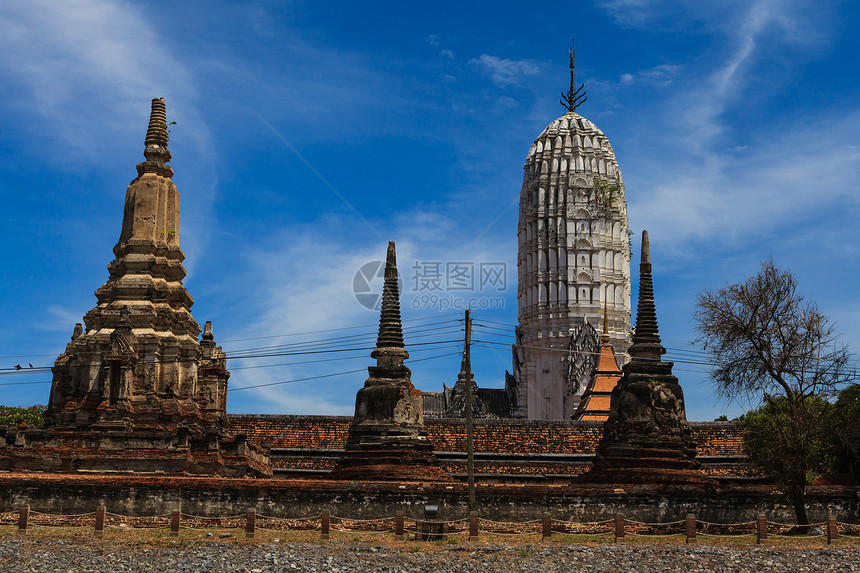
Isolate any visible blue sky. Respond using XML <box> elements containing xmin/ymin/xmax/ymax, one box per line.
<box><xmin>1</xmin><ymin>0</ymin><xmax>858</xmax><ymax>421</ymax></box>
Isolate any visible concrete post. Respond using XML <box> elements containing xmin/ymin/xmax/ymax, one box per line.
<box><xmin>320</xmin><ymin>509</ymin><xmax>330</xmax><ymax>542</ymax></box>
<box><xmin>614</xmin><ymin>513</ymin><xmax>625</xmax><ymax>542</ymax></box>
<box><xmin>395</xmin><ymin>511</ymin><xmax>404</xmax><ymax>541</ymax></box>
<box><xmin>542</xmin><ymin>513</ymin><xmax>552</xmax><ymax>541</ymax></box>
<box><xmin>469</xmin><ymin>511</ymin><xmax>479</xmax><ymax>542</ymax></box>
<box><xmin>18</xmin><ymin>505</ymin><xmax>29</xmax><ymax>534</ymax></box>
<box><xmin>170</xmin><ymin>510</ymin><xmax>180</xmax><ymax>537</ymax></box>
<box><xmin>827</xmin><ymin>512</ymin><xmax>838</xmax><ymax>545</ymax></box>
<box><xmin>756</xmin><ymin>514</ymin><xmax>767</xmax><ymax>544</ymax></box>
<box><xmin>245</xmin><ymin>508</ymin><xmax>256</xmax><ymax>539</ymax></box>
<box><xmin>685</xmin><ymin>514</ymin><xmax>696</xmax><ymax>544</ymax></box>
<box><xmin>94</xmin><ymin>506</ymin><xmax>106</xmax><ymax>537</ymax></box>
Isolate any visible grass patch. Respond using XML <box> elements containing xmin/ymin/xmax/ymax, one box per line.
<box><xmin>0</xmin><ymin>524</ymin><xmax>854</xmax><ymax>549</ymax></box>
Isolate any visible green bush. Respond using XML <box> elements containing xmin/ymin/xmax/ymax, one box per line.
<box><xmin>0</xmin><ymin>405</ymin><xmax>47</xmax><ymax>428</ymax></box>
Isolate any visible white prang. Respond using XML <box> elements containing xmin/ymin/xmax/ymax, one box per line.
<box><xmin>512</xmin><ymin>111</ymin><xmax>631</xmax><ymax>420</ymax></box>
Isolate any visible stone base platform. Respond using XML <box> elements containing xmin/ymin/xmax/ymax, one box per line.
<box><xmin>0</xmin><ymin>427</ymin><xmax>271</xmax><ymax>478</ymax></box>
<box><xmin>578</xmin><ymin>445</ymin><xmax>717</xmax><ymax>487</ymax></box>
<box><xmin>0</xmin><ymin>472</ymin><xmax>856</xmax><ymax>524</ymax></box>
<box><xmin>329</xmin><ymin>447</ymin><xmax>450</xmax><ymax>482</ymax></box>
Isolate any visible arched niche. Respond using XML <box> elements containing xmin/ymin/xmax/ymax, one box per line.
<box><xmin>538</xmin><ymin>250</ymin><xmax>547</xmax><ymax>271</ymax></box>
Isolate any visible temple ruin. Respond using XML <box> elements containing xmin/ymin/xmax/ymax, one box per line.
<box><xmin>0</xmin><ymin>99</ymin><xmax>269</xmax><ymax>477</ymax></box>
<box><xmin>578</xmin><ymin>231</ymin><xmax>713</xmax><ymax>486</ymax></box>
<box><xmin>329</xmin><ymin>242</ymin><xmax>448</xmax><ymax>481</ymax></box>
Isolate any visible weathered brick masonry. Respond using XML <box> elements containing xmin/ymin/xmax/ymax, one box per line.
<box><xmin>2</xmin><ymin>472</ymin><xmax>856</xmax><ymax>523</ymax></box>
<box><xmin>227</xmin><ymin>415</ymin><xmax>743</xmax><ymax>455</ymax></box>
<box><xmin>226</xmin><ymin>415</ymin><xmax>751</xmax><ymax>480</ymax></box>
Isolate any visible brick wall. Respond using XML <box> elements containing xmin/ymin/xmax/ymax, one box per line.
<box><xmin>228</xmin><ymin>415</ymin><xmax>744</xmax><ymax>457</ymax></box>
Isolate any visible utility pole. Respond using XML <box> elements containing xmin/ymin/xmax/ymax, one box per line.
<box><xmin>464</xmin><ymin>309</ymin><xmax>476</xmax><ymax>510</ymax></box>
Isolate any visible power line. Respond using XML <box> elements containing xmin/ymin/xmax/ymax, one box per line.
<box><xmin>227</xmin><ymin>350</ymin><xmax>462</xmax><ymax>392</ymax></box>
<box><xmin>230</xmin><ymin>343</ymin><xmax>463</xmax><ymax>372</ymax></box>
<box><xmin>218</xmin><ymin>312</ymin><xmax>462</xmax><ymax>344</ymax></box>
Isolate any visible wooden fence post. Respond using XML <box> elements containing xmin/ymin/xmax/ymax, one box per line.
<box><xmin>245</xmin><ymin>508</ymin><xmax>256</xmax><ymax>539</ymax></box>
<box><xmin>614</xmin><ymin>513</ymin><xmax>625</xmax><ymax>542</ymax></box>
<box><xmin>18</xmin><ymin>505</ymin><xmax>29</xmax><ymax>535</ymax></box>
<box><xmin>756</xmin><ymin>514</ymin><xmax>767</xmax><ymax>544</ymax></box>
<box><xmin>469</xmin><ymin>511</ymin><xmax>479</xmax><ymax>542</ymax></box>
<box><xmin>320</xmin><ymin>509</ymin><xmax>330</xmax><ymax>542</ymax></box>
<box><xmin>94</xmin><ymin>506</ymin><xmax>106</xmax><ymax>537</ymax></box>
<box><xmin>827</xmin><ymin>512</ymin><xmax>838</xmax><ymax>545</ymax></box>
<box><xmin>542</xmin><ymin>513</ymin><xmax>552</xmax><ymax>542</ymax></box>
<box><xmin>685</xmin><ymin>514</ymin><xmax>697</xmax><ymax>544</ymax></box>
<box><xmin>170</xmin><ymin>510</ymin><xmax>180</xmax><ymax>537</ymax></box>
<box><xmin>395</xmin><ymin>510</ymin><xmax>404</xmax><ymax>541</ymax></box>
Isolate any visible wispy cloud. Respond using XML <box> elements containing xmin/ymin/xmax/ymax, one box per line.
<box><xmin>619</xmin><ymin>64</ymin><xmax>680</xmax><ymax>87</ymax></box>
<box><xmin>470</xmin><ymin>54</ymin><xmax>541</xmax><ymax>87</ymax></box>
<box><xmin>631</xmin><ymin>109</ymin><xmax>860</xmax><ymax>263</ymax></box>
<box><xmin>0</xmin><ymin>0</ymin><xmax>204</xmax><ymax>158</ymax></box>
<box><xmin>606</xmin><ymin>0</ymin><xmax>853</xmax><ymax>260</ymax></box>
<box><xmin>219</xmin><ymin>200</ymin><xmax>516</xmax><ymax>413</ymax></box>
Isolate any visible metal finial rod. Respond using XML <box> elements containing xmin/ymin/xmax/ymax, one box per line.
<box><xmin>560</xmin><ymin>38</ymin><xmax>587</xmax><ymax>112</ymax></box>
<box><xmin>602</xmin><ymin>299</ymin><xmax>610</xmax><ymax>344</ymax></box>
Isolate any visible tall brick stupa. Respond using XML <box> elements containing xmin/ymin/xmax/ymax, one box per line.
<box><xmin>330</xmin><ymin>242</ymin><xmax>448</xmax><ymax>481</ymax></box>
<box><xmin>1</xmin><ymin>99</ymin><xmax>269</xmax><ymax>477</ymax></box>
<box><xmin>578</xmin><ymin>231</ymin><xmax>714</xmax><ymax>486</ymax></box>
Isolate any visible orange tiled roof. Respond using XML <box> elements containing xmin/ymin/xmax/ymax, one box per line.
<box><xmin>571</xmin><ymin>343</ymin><xmax>621</xmax><ymax>421</ymax></box>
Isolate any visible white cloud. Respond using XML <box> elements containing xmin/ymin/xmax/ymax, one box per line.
<box><xmin>630</xmin><ymin>111</ymin><xmax>860</xmax><ymax>256</ymax></box>
<box><xmin>40</xmin><ymin>306</ymin><xmax>86</xmax><ymax>333</ymax></box>
<box><xmin>220</xmin><ymin>198</ymin><xmax>517</xmax><ymax>413</ymax></box>
<box><xmin>617</xmin><ymin>64</ymin><xmax>680</xmax><ymax>87</ymax></box>
<box><xmin>0</xmin><ymin>0</ymin><xmax>204</xmax><ymax>157</ymax></box>
<box><xmin>470</xmin><ymin>54</ymin><xmax>541</xmax><ymax>87</ymax></box>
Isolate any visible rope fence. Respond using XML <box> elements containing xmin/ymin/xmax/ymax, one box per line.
<box><xmin>2</xmin><ymin>505</ymin><xmax>856</xmax><ymax>545</ymax></box>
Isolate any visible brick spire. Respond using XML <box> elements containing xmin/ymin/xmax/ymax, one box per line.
<box><xmin>627</xmin><ymin>230</ymin><xmax>665</xmax><ymax>362</ymax></box>
<box><xmin>371</xmin><ymin>241</ymin><xmax>408</xmax><ymax>364</ymax></box>
<box><xmin>85</xmin><ymin>97</ymin><xmax>196</xmax><ymax>338</ymax></box>
<box><xmin>137</xmin><ymin>97</ymin><xmax>173</xmax><ymax>177</ymax></box>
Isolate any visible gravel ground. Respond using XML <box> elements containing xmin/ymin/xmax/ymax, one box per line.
<box><xmin>2</xmin><ymin>539</ymin><xmax>859</xmax><ymax>573</ymax></box>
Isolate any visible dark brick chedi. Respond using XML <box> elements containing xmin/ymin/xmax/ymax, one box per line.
<box><xmin>329</xmin><ymin>242</ymin><xmax>449</xmax><ymax>481</ymax></box>
<box><xmin>0</xmin><ymin>99</ymin><xmax>269</xmax><ymax>477</ymax></box>
<box><xmin>578</xmin><ymin>231</ymin><xmax>714</xmax><ymax>486</ymax></box>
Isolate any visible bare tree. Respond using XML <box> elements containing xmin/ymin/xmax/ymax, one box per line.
<box><xmin>694</xmin><ymin>259</ymin><xmax>853</xmax><ymax>526</ymax></box>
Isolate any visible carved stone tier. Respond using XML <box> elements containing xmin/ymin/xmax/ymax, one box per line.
<box><xmin>577</xmin><ymin>232</ymin><xmax>714</xmax><ymax>487</ymax></box>
<box><xmin>330</xmin><ymin>242</ymin><xmax>448</xmax><ymax>481</ymax></box>
<box><xmin>0</xmin><ymin>426</ymin><xmax>269</xmax><ymax>478</ymax></box>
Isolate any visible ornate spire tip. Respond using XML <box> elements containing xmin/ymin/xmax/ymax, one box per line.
<box><xmin>560</xmin><ymin>38</ymin><xmax>587</xmax><ymax>113</ymax></box>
